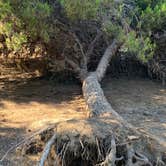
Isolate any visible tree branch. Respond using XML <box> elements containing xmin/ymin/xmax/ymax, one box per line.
<box><xmin>65</xmin><ymin>57</ymin><xmax>81</xmax><ymax>74</ymax></box>
<box><xmin>96</xmin><ymin>39</ymin><xmax>121</xmax><ymax>81</ymax></box>
<box><xmin>85</xmin><ymin>31</ymin><xmax>102</xmax><ymax>61</ymax></box>
<box><xmin>70</xmin><ymin>32</ymin><xmax>88</xmax><ymax>72</ymax></box>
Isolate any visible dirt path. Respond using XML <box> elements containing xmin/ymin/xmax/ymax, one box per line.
<box><xmin>0</xmin><ymin>77</ymin><xmax>165</xmax><ymax>165</ymax></box>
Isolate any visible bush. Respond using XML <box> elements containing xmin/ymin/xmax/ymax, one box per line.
<box><xmin>59</xmin><ymin>0</ymin><xmax>101</xmax><ymax>20</ymax></box>
<box><xmin>0</xmin><ymin>0</ymin><xmax>52</xmax><ymax>51</ymax></box>
<box><xmin>140</xmin><ymin>0</ymin><xmax>166</xmax><ymax>32</ymax></box>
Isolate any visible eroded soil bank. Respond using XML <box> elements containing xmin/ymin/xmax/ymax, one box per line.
<box><xmin>0</xmin><ymin>77</ymin><xmax>165</xmax><ymax>165</ymax></box>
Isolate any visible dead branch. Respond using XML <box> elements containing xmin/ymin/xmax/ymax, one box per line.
<box><xmin>85</xmin><ymin>31</ymin><xmax>103</xmax><ymax>61</ymax></box>
<box><xmin>65</xmin><ymin>57</ymin><xmax>81</xmax><ymax>74</ymax></box>
<box><xmin>70</xmin><ymin>32</ymin><xmax>88</xmax><ymax>71</ymax></box>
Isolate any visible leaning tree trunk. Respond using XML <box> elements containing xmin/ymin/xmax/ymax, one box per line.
<box><xmin>19</xmin><ymin>40</ymin><xmax>166</xmax><ymax>166</ymax></box>
<box><xmin>83</xmin><ymin>39</ymin><xmax>126</xmax><ymax>119</ymax></box>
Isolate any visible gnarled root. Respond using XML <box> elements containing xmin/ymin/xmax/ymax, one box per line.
<box><xmin>126</xmin><ymin>145</ymin><xmax>152</xmax><ymax>166</ymax></box>
<box><xmin>39</xmin><ymin>134</ymin><xmax>57</xmax><ymax>166</ymax></box>
<box><xmin>19</xmin><ymin>119</ymin><xmax>166</xmax><ymax>166</ymax></box>
<box><xmin>96</xmin><ymin>136</ymin><xmax>123</xmax><ymax>166</ymax></box>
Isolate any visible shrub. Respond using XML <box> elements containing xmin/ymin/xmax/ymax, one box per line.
<box><xmin>139</xmin><ymin>1</ymin><xmax>166</xmax><ymax>32</ymax></box>
<box><xmin>0</xmin><ymin>0</ymin><xmax>52</xmax><ymax>51</ymax></box>
<box><xmin>59</xmin><ymin>0</ymin><xmax>101</xmax><ymax>20</ymax></box>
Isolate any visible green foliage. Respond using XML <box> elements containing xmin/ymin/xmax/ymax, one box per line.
<box><xmin>140</xmin><ymin>1</ymin><xmax>166</xmax><ymax>32</ymax></box>
<box><xmin>123</xmin><ymin>31</ymin><xmax>155</xmax><ymax>62</ymax></box>
<box><xmin>101</xmin><ymin>0</ymin><xmax>156</xmax><ymax>63</ymax></box>
<box><xmin>17</xmin><ymin>0</ymin><xmax>52</xmax><ymax>42</ymax></box>
<box><xmin>0</xmin><ymin>0</ymin><xmax>52</xmax><ymax>51</ymax></box>
<box><xmin>103</xmin><ymin>22</ymin><xmax>125</xmax><ymax>42</ymax></box>
<box><xmin>0</xmin><ymin>0</ymin><xmax>164</xmax><ymax>64</ymax></box>
<box><xmin>133</xmin><ymin>0</ymin><xmax>166</xmax><ymax>62</ymax></box>
<box><xmin>0</xmin><ymin>1</ymin><xmax>12</xmax><ymax>20</ymax></box>
<box><xmin>58</xmin><ymin>0</ymin><xmax>156</xmax><ymax>63</ymax></box>
<box><xmin>6</xmin><ymin>33</ymin><xmax>27</xmax><ymax>51</ymax></box>
<box><xmin>59</xmin><ymin>0</ymin><xmax>101</xmax><ymax>20</ymax></box>
<box><xmin>136</xmin><ymin>0</ymin><xmax>165</xmax><ymax>10</ymax></box>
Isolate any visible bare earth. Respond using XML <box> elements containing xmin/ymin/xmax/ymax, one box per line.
<box><xmin>0</xmin><ymin>77</ymin><xmax>166</xmax><ymax>165</ymax></box>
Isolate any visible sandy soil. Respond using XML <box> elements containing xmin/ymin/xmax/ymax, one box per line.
<box><xmin>0</xmin><ymin>77</ymin><xmax>165</xmax><ymax>165</ymax></box>
<box><xmin>103</xmin><ymin>77</ymin><xmax>166</xmax><ymax>147</ymax></box>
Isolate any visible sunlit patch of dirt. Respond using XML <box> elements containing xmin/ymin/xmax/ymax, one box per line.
<box><xmin>0</xmin><ymin>100</ymin><xmax>86</xmax><ymax>129</ymax></box>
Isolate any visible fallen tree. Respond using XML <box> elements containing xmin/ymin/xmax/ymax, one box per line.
<box><xmin>1</xmin><ymin>0</ymin><xmax>166</xmax><ymax>165</ymax></box>
<box><xmin>33</xmin><ymin>38</ymin><xmax>165</xmax><ymax>166</ymax></box>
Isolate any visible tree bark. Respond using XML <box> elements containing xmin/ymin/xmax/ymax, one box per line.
<box><xmin>82</xmin><ymin>39</ymin><xmax>124</xmax><ymax>118</ymax></box>
<box><xmin>96</xmin><ymin>39</ymin><xmax>120</xmax><ymax>81</ymax></box>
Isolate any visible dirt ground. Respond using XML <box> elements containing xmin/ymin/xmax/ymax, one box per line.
<box><xmin>0</xmin><ymin>76</ymin><xmax>165</xmax><ymax>165</ymax></box>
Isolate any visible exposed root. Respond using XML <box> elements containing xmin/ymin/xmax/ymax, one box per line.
<box><xmin>156</xmin><ymin>158</ymin><xmax>166</xmax><ymax>166</ymax></box>
<box><xmin>38</xmin><ymin>134</ymin><xmax>56</xmax><ymax>166</ymax></box>
<box><xmin>96</xmin><ymin>137</ymin><xmax>103</xmax><ymax>161</ymax></box>
<box><xmin>58</xmin><ymin>141</ymin><xmax>70</xmax><ymax>166</ymax></box>
<box><xmin>96</xmin><ymin>136</ymin><xmax>123</xmax><ymax>166</ymax></box>
<box><xmin>126</xmin><ymin>145</ymin><xmax>152</xmax><ymax>166</ymax></box>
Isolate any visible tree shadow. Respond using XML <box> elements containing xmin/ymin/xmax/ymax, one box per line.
<box><xmin>0</xmin><ymin>77</ymin><xmax>82</xmax><ymax>105</ymax></box>
<box><xmin>0</xmin><ymin>124</ymin><xmax>26</xmax><ymax>165</ymax></box>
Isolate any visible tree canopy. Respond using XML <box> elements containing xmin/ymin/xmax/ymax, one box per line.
<box><xmin>0</xmin><ymin>0</ymin><xmax>165</xmax><ymax>75</ymax></box>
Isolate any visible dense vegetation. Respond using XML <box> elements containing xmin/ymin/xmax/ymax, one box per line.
<box><xmin>0</xmin><ymin>0</ymin><xmax>52</xmax><ymax>50</ymax></box>
<box><xmin>0</xmin><ymin>0</ymin><xmax>165</xmax><ymax>81</ymax></box>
